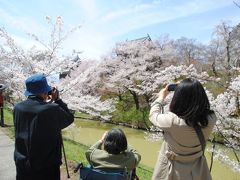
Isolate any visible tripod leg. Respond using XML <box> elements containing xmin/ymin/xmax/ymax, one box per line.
<box><xmin>61</xmin><ymin>134</ymin><xmax>70</xmax><ymax>178</ymax></box>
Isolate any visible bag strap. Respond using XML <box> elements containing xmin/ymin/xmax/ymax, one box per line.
<box><xmin>131</xmin><ymin>168</ymin><xmax>139</xmax><ymax>180</ymax></box>
<box><xmin>193</xmin><ymin>125</ymin><xmax>206</xmax><ymax>155</ymax></box>
<box><xmin>209</xmin><ymin>136</ymin><xmax>216</xmax><ymax>172</ymax></box>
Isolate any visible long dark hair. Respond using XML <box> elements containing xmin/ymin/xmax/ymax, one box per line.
<box><xmin>103</xmin><ymin>128</ymin><xmax>127</xmax><ymax>155</ymax></box>
<box><xmin>169</xmin><ymin>78</ymin><xmax>213</xmax><ymax>127</ymax></box>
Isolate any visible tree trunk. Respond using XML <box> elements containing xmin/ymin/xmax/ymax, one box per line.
<box><xmin>226</xmin><ymin>36</ymin><xmax>231</xmax><ymax>81</ymax></box>
<box><xmin>144</xmin><ymin>94</ymin><xmax>151</xmax><ymax>109</ymax></box>
<box><xmin>211</xmin><ymin>61</ymin><xmax>218</xmax><ymax>77</ymax></box>
<box><xmin>236</xmin><ymin>93</ymin><xmax>240</xmax><ymax>115</ymax></box>
<box><xmin>118</xmin><ymin>89</ymin><xmax>122</xmax><ymax>101</ymax></box>
<box><xmin>129</xmin><ymin>90</ymin><xmax>139</xmax><ymax>110</ymax></box>
<box><xmin>142</xmin><ymin>110</ymin><xmax>150</xmax><ymax>130</ymax></box>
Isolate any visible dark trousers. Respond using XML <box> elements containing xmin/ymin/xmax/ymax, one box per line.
<box><xmin>16</xmin><ymin>165</ymin><xmax>60</xmax><ymax>180</ymax></box>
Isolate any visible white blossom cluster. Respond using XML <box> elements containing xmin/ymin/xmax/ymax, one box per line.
<box><xmin>65</xmin><ymin>94</ymin><xmax>115</xmax><ymax>121</ymax></box>
<box><xmin>210</xmin><ymin>75</ymin><xmax>240</xmax><ymax>151</ymax></box>
<box><xmin>0</xmin><ymin>18</ymin><xmax>81</xmax><ymax>104</ymax></box>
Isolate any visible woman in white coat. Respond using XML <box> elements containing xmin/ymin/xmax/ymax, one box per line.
<box><xmin>149</xmin><ymin>78</ymin><xmax>216</xmax><ymax>180</ymax></box>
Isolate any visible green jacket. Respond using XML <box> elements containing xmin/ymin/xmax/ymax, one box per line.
<box><xmin>85</xmin><ymin>141</ymin><xmax>141</xmax><ymax>172</ymax></box>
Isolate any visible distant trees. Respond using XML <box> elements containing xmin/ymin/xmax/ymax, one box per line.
<box><xmin>230</xmin><ymin>23</ymin><xmax>240</xmax><ymax>67</ymax></box>
<box><xmin>173</xmin><ymin>37</ymin><xmax>205</xmax><ymax>65</ymax></box>
<box><xmin>205</xmin><ymin>38</ymin><xmax>221</xmax><ymax>76</ymax></box>
<box><xmin>209</xmin><ymin>21</ymin><xmax>240</xmax><ymax>78</ymax></box>
<box><xmin>213</xmin><ymin>22</ymin><xmax>233</xmax><ymax>75</ymax></box>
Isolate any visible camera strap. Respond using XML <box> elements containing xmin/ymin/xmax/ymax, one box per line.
<box><xmin>193</xmin><ymin>125</ymin><xmax>206</xmax><ymax>155</ymax></box>
<box><xmin>193</xmin><ymin>125</ymin><xmax>216</xmax><ymax>173</ymax></box>
<box><xmin>209</xmin><ymin>136</ymin><xmax>216</xmax><ymax>172</ymax></box>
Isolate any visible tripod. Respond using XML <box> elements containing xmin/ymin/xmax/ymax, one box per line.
<box><xmin>61</xmin><ymin>134</ymin><xmax>70</xmax><ymax>179</ymax></box>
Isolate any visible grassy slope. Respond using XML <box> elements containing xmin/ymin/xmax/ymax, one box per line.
<box><xmin>1</xmin><ymin>107</ymin><xmax>14</xmax><ymax>138</ymax></box>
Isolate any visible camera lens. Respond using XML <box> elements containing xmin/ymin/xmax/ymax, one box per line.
<box><xmin>48</xmin><ymin>90</ymin><xmax>52</xmax><ymax>95</ymax></box>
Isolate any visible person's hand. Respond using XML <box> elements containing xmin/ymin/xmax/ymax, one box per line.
<box><xmin>100</xmin><ymin>131</ymin><xmax>108</xmax><ymax>143</ymax></box>
<box><xmin>51</xmin><ymin>87</ymin><xmax>60</xmax><ymax>101</ymax></box>
<box><xmin>158</xmin><ymin>85</ymin><xmax>169</xmax><ymax>100</ymax></box>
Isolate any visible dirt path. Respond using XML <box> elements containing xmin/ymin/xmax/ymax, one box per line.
<box><xmin>0</xmin><ymin>128</ymin><xmax>16</xmax><ymax>180</ymax></box>
<box><xmin>61</xmin><ymin>161</ymin><xmax>79</xmax><ymax>180</ymax></box>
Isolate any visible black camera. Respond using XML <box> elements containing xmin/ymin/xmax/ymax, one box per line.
<box><xmin>48</xmin><ymin>90</ymin><xmax>52</xmax><ymax>95</ymax></box>
<box><xmin>168</xmin><ymin>84</ymin><xmax>177</xmax><ymax>91</ymax></box>
<box><xmin>48</xmin><ymin>87</ymin><xmax>55</xmax><ymax>95</ymax></box>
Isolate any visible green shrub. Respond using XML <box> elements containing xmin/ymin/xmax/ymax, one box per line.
<box><xmin>112</xmin><ymin>101</ymin><xmax>150</xmax><ymax>128</ymax></box>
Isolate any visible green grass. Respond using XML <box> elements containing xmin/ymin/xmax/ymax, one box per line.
<box><xmin>74</xmin><ymin>111</ymin><xmax>94</xmax><ymax>119</ymax></box>
<box><xmin>1</xmin><ymin>107</ymin><xmax>14</xmax><ymax>139</ymax></box>
<box><xmin>135</xmin><ymin>165</ymin><xmax>153</xmax><ymax>180</ymax></box>
<box><xmin>63</xmin><ymin>138</ymin><xmax>89</xmax><ymax>165</ymax></box>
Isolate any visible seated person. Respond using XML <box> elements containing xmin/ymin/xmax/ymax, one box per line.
<box><xmin>85</xmin><ymin>128</ymin><xmax>141</xmax><ymax>179</ymax></box>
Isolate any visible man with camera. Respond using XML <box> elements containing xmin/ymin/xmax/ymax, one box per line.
<box><xmin>13</xmin><ymin>73</ymin><xmax>74</xmax><ymax>180</ymax></box>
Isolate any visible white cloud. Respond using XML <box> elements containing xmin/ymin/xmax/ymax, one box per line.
<box><xmin>0</xmin><ymin>8</ymin><xmax>46</xmax><ymax>35</ymax></box>
<box><xmin>12</xmin><ymin>34</ymin><xmax>46</xmax><ymax>50</ymax></box>
<box><xmin>62</xmin><ymin>26</ymin><xmax>113</xmax><ymax>60</ymax></box>
<box><xmin>98</xmin><ymin>0</ymin><xmax>233</xmax><ymax>37</ymax></box>
<box><xmin>71</xmin><ymin>0</ymin><xmax>98</xmax><ymax>20</ymax></box>
<box><xmin>99</xmin><ymin>1</ymin><xmax>155</xmax><ymax>23</ymax></box>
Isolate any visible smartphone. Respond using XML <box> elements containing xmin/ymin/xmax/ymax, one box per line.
<box><xmin>168</xmin><ymin>84</ymin><xmax>177</xmax><ymax>91</ymax></box>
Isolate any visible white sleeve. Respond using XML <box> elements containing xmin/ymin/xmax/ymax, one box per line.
<box><xmin>149</xmin><ymin>97</ymin><xmax>174</xmax><ymax>129</ymax></box>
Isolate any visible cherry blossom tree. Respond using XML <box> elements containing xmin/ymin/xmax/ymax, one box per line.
<box><xmin>208</xmin><ymin>75</ymin><xmax>240</xmax><ymax>172</ymax></box>
<box><xmin>59</xmin><ymin>60</ymin><xmax>116</xmax><ymax>121</ymax></box>
<box><xmin>105</xmin><ymin>37</ymin><xmax>162</xmax><ymax>110</ymax></box>
<box><xmin>0</xmin><ymin>16</ymin><xmax>81</xmax><ymax>103</ymax></box>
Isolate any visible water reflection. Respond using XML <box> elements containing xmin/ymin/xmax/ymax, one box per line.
<box><xmin>63</xmin><ymin>119</ymin><xmax>162</xmax><ymax>168</ymax></box>
<box><xmin>63</xmin><ymin>119</ymin><xmax>240</xmax><ymax>180</ymax></box>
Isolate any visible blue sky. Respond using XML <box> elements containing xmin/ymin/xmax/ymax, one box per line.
<box><xmin>0</xmin><ymin>0</ymin><xmax>239</xmax><ymax>60</ymax></box>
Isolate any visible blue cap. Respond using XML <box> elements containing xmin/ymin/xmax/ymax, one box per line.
<box><xmin>24</xmin><ymin>74</ymin><xmax>52</xmax><ymax>96</ymax></box>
